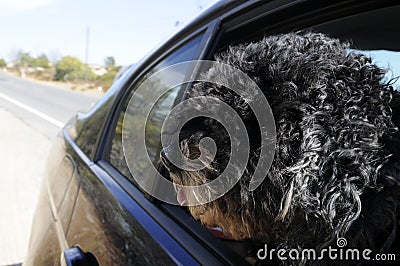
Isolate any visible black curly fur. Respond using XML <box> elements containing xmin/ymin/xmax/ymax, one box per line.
<box><xmin>162</xmin><ymin>32</ymin><xmax>400</xmax><ymax>265</ymax></box>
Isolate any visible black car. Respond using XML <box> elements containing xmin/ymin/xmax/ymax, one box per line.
<box><xmin>25</xmin><ymin>0</ymin><xmax>400</xmax><ymax>265</ymax></box>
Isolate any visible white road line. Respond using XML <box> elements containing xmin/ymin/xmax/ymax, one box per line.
<box><xmin>0</xmin><ymin>92</ymin><xmax>64</xmax><ymax>128</ymax></box>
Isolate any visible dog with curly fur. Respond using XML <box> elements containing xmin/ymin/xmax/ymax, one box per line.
<box><xmin>161</xmin><ymin>32</ymin><xmax>400</xmax><ymax>264</ymax></box>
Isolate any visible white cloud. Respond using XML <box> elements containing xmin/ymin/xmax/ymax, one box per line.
<box><xmin>0</xmin><ymin>0</ymin><xmax>56</xmax><ymax>10</ymax></box>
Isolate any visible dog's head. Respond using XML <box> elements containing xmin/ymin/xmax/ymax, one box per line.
<box><xmin>160</xmin><ymin>32</ymin><xmax>400</xmax><ymax>249</ymax></box>
<box><xmin>161</xmin><ymin>130</ymin><xmax>268</xmax><ymax>240</ymax></box>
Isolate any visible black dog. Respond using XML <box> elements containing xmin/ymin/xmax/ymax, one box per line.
<box><xmin>161</xmin><ymin>32</ymin><xmax>400</xmax><ymax>264</ymax></box>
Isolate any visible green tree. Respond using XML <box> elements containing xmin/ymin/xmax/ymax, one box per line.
<box><xmin>19</xmin><ymin>52</ymin><xmax>34</xmax><ymax>67</ymax></box>
<box><xmin>54</xmin><ymin>56</ymin><xmax>94</xmax><ymax>81</ymax></box>
<box><xmin>104</xmin><ymin>56</ymin><xmax>116</xmax><ymax>68</ymax></box>
<box><xmin>0</xmin><ymin>58</ymin><xmax>6</xmax><ymax>68</ymax></box>
<box><xmin>35</xmin><ymin>54</ymin><xmax>50</xmax><ymax>68</ymax></box>
<box><xmin>16</xmin><ymin>52</ymin><xmax>50</xmax><ymax>68</ymax></box>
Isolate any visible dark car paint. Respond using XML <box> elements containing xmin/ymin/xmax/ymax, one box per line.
<box><xmin>25</xmin><ymin>135</ymin><xmax>74</xmax><ymax>265</ymax></box>
<box><xmin>25</xmin><ymin>0</ymin><xmax>400</xmax><ymax>265</ymax></box>
<box><xmin>64</xmin><ymin>140</ymin><xmax>186</xmax><ymax>265</ymax></box>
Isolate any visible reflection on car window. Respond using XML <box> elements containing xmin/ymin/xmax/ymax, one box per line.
<box><xmin>109</xmin><ymin>35</ymin><xmax>202</xmax><ymax>189</ymax></box>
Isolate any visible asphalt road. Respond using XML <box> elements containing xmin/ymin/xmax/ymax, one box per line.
<box><xmin>0</xmin><ymin>71</ymin><xmax>101</xmax><ymax>265</ymax></box>
<box><xmin>0</xmin><ymin>72</ymin><xmax>100</xmax><ymax>139</ymax></box>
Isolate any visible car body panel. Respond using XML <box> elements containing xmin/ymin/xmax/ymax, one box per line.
<box><xmin>25</xmin><ymin>135</ymin><xmax>73</xmax><ymax>265</ymax></box>
<box><xmin>65</xmin><ymin>160</ymin><xmax>181</xmax><ymax>265</ymax></box>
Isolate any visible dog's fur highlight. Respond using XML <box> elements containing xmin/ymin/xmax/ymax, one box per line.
<box><xmin>162</xmin><ymin>32</ymin><xmax>400</xmax><ymax>261</ymax></box>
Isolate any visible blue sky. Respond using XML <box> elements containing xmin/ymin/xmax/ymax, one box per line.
<box><xmin>0</xmin><ymin>0</ymin><xmax>217</xmax><ymax>66</ymax></box>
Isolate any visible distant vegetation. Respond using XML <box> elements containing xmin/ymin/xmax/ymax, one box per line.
<box><xmin>54</xmin><ymin>56</ymin><xmax>95</xmax><ymax>81</ymax></box>
<box><xmin>0</xmin><ymin>58</ymin><xmax>7</xmax><ymax>68</ymax></box>
<box><xmin>0</xmin><ymin>51</ymin><xmax>123</xmax><ymax>92</ymax></box>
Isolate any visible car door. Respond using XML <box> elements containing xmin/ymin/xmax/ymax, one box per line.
<box><xmin>63</xmin><ymin>32</ymin><xmax>228</xmax><ymax>265</ymax></box>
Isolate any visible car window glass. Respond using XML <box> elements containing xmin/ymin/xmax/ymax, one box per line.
<box><xmin>109</xmin><ymin>35</ymin><xmax>202</xmax><ymax>189</ymax></box>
